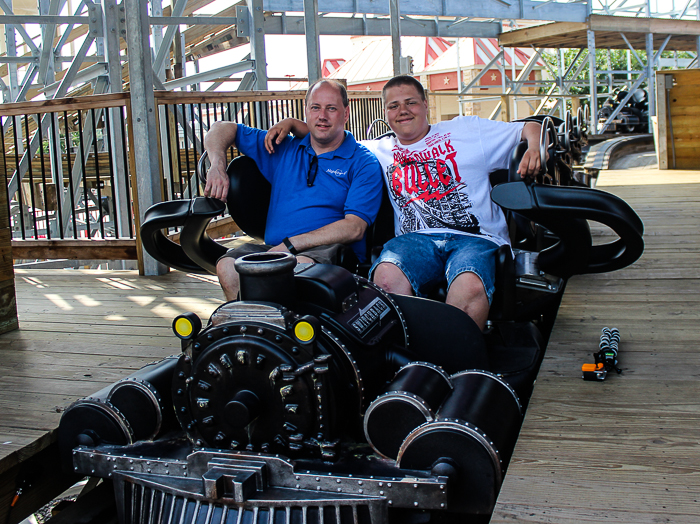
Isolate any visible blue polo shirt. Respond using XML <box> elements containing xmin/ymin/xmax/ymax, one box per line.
<box><xmin>234</xmin><ymin>124</ymin><xmax>383</xmax><ymax>262</ymax></box>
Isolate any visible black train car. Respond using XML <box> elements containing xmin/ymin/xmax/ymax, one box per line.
<box><xmin>58</xmin><ymin>114</ymin><xmax>644</xmax><ymax>524</ymax></box>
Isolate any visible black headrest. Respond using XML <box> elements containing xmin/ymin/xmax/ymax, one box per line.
<box><xmin>226</xmin><ymin>156</ymin><xmax>271</xmax><ymax>242</ymax></box>
<box><xmin>365</xmin><ymin>189</ymin><xmax>395</xmax><ymax>260</ymax></box>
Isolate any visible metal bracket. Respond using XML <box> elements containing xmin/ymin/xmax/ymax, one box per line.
<box><xmin>236</xmin><ymin>5</ymin><xmax>249</xmax><ymax>37</ymax></box>
<box><xmin>202</xmin><ymin>467</ymin><xmax>258</xmax><ymax>502</ymax></box>
<box><xmin>117</xmin><ymin>1</ymin><xmax>127</xmax><ymax>38</ymax></box>
<box><xmin>85</xmin><ymin>0</ymin><xmax>104</xmax><ymax>38</ymax></box>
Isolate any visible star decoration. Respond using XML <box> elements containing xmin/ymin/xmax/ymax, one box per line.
<box><xmin>491</xmin><ymin>73</ymin><xmax>497</xmax><ymax>81</ymax></box>
<box><xmin>366</xmin><ymin>86</ymin><xmax>371</xmax><ymax>91</ymax></box>
<box><xmin>443</xmin><ymin>76</ymin><xmax>450</xmax><ymax>85</ymax></box>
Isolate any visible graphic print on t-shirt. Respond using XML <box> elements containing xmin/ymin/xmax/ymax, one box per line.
<box><xmin>387</xmin><ymin>134</ymin><xmax>481</xmax><ymax>235</ymax></box>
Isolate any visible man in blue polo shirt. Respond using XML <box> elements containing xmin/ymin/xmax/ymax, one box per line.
<box><xmin>203</xmin><ymin>80</ymin><xmax>383</xmax><ymax>301</ymax></box>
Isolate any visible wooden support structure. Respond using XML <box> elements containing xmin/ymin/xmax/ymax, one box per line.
<box><xmin>10</xmin><ymin>239</ymin><xmax>137</xmax><ymax>261</ymax></box>
<box><xmin>0</xmin><ymin>161</ymin><xmax>18</xmax><ymax>335</ymax></box>
<box><xmin>500</xmin><ymin>14</ymin><xmax>700</xmax><ymax>50</ymax></box>
<box><xmin>655</xmin><ymin>69</ymin><xmax>700</xmax><ymax>170</ymax></box>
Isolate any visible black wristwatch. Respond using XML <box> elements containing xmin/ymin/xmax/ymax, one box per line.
<box><xmin>282</xmin><ymin>237</ymin><xmax>298</xmax><ymax>255</ymax></box>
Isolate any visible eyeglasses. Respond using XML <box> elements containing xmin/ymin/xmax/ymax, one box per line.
<box><xmin>307</xmin><ymin>154</ymin><xmax>318</xmax><ymax>187</ymax></box>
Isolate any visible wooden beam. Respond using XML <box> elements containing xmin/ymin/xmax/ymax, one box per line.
<box><xmin>655</xmin><ymin>73</ymin><xmax>669</xmax><ymax>170</ymax></box>
<box><xmin>153</xmin><ymin>90</ymin><xmax>307</xmax><ymax>105</ymax></box>
<box><xmin>11</xmin><ymin>239</ymin><xmax>137</xmax><ymax>261</ymax></box>
<box><xmin>162</xmin><ymin>0</ymin><xmax>213</xmax><ymax>17</ymax></box>
<box><xmin>0</xmin><ymin>93</ymin><xmax>130</xmax><ymax>117</ymax></box>
<box><xmin>500</xmin><ymin>16</ymin><xmax>700</xmax><ymax>50</ymax></box>
<box><xmin>590</xmin><ymin>14</ymin><xmax>700</xmax><ymax>36</ymax></box>
<box><xmin>499</xmin><ymin>21</ymin><xmax>587</xmax><ymax>48</ymax></box>
<box><xmin>182</xmin><ymin>5</ymin><xmax>238</xmax><ymax>45</ymax></box>
<box><xmin>186</xmin><ymin>28</ymin><xmax>248</xmax><ymax>61</ymax></box>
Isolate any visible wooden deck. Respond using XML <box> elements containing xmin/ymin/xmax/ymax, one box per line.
<box><xmin>492</xmin><ymin>167</ymin><xmax>700</xmax><ymax>523</ymax></box>
<box><xmin>0</xmin><ymin>270</ymin><xmax>226</xmax><ymax>523</ymax></box>
<box><xmin>0</xmin><ymin>165</ymin><xmax>698</xmax><ymax>523</ymax></box>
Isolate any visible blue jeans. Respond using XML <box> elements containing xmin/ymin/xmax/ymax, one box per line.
<box><xmin>370</xmin><ymin>232</ymin><xmax>501</xmax><ymax>304</ymax></box>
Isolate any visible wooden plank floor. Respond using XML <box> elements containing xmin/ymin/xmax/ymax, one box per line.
<box><xmin>0</xmin><ymin>270</ymin><xmax>225</xmax><ymax>469</ymax></box>
<box><xmin>492</xmin><ymin>168</ymin><xmax>700</xmax><ymax>523</ymax></box>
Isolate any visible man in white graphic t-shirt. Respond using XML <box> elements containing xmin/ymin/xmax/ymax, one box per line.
<box><xmin>265</xmin><ymin>75</ymin><xmax>543</xmax><ymax>330</ymax></box>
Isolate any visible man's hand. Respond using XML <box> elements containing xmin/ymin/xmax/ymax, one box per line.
<box><xmin>264</xmin><ymin>118</ymin><xmax>309</xmax><ymax>154</ymax></box>
<box><xmin>517</xmin><ymin>147</ymin><xmax>544</xmax><ymax>178</ymax></box>
<box><xmin>203</xmin><ymin>121</ymin><xmax>238</xmax><ymax>202</ymax></box>
<box><xmin>265</xmin><ymin>120</ymin><xmax>294</xmax><ymax>154</ymax></box>
<box><xmin>517</xmin><ymin>122</ymin><xmax>548</xmax><ymax>179</ymax></box>
<box><xmin>203</xmin><ymin>161</ymin><xmax>230</xmax><ymax>202</ymax></box>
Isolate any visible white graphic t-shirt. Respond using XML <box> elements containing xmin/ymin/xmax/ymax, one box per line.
<box><xmin>363</xmin><ymin>116</ymin><xmax>524</xmax><ymax>247</ymax></box>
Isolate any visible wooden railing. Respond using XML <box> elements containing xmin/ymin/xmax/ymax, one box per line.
<box><xmin>1</xmin><ymin>93</ymin><xmax>137</xmax><ymax>261</ymax></box>
<box><xmin>1</xmin><ymin>90</ymin><xmax>385</xmax><ymax>267</ymax></box>
<box><xmin>153</xmin><ymin>90</ymin><xmax>384</xmax><ymax>202</ymax></box>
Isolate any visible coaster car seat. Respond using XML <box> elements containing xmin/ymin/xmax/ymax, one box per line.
<box><xmin>140</xmin><ymin>154</ymin><xmax>359</xmax><ymax>275</ymax></box>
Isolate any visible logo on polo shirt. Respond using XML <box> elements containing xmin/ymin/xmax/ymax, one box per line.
<box><xmin>326</xmin><ymin>168</ymin><xmax>347</xmax><ymax>177</ymax></box>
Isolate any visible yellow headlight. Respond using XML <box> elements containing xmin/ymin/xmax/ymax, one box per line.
<box><xmin>294</xmin><ymin>321</ymin><xmax>315</xmax><ymax>343</ymax></box>
<box><xmin>172</xmin><ymin>312</ymin><xmax>202</xmax><ymax>340</ymax></box>
<box><xmin>174</xmin><ymin>317</ymin><xmax>193</xmax><ymax>338</ymax></box>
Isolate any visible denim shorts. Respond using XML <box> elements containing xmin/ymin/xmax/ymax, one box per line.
<box><xmin>370</xmin><ymin>232</ymin><xmax>501</xmax><ymax>303</ymax></box>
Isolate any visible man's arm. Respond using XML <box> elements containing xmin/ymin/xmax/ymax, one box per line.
<box><xmin>268</xmin><ymin>214</ymin><xmax>368</xmax><ymax>254</ymax></box>
<box><xmin>203</xmin><ymin>121</ymin><xmax>238</xmax><ymax>201</ymax></box>
<box><xmin>265</xmin><ymin>118</ymin><xmax>309</xmax><ymax>154</ymax></box>
<box><xmin>516</xmin><ymin>122</ymin><xmax>547</xmax><ymax>178</ymax></box>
